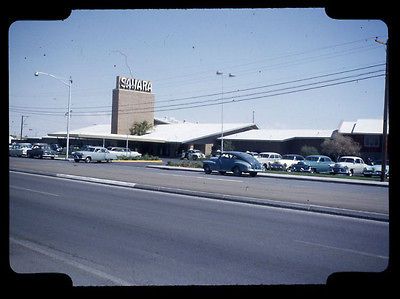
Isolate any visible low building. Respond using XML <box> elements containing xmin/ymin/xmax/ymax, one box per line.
<box><xmin>222</xmin><ymin>129</ymin><xmax>334</xmax><ymax>154</ymax></box>
<box><xmin>47</xmin><ymin>121</ymin><xmax>258</xmax><ymax>157</ymax></box>
<box><xmin>337</xmin><ymin>118</ymin><xmax>389</xmax><ymax>161</ymax></box>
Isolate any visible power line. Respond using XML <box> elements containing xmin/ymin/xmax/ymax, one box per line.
<box><xmin>11</xmin><ymin>72</ymin><xmax>383</xmax><ymax>116</ymax></box>
<box><xmin>10</xmin><ymin>63</ymin><xmax>385</xmax><ymax>113</ymax></box>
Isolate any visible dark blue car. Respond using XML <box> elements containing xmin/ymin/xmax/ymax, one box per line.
<box><xmin>202</xmin><ymin>151</ymin><xmax>263</xmax><ymax>177</ymax></box>
<box><xmin>292</xmin><ymin>155</ymin><xmax>334</xmax><ymax>173</ymax></box>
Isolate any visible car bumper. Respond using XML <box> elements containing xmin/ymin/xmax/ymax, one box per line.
<box><xmin>330</xmin><ymin>167</ymin><xmax>350</xmax><ymax>175</ymax></box>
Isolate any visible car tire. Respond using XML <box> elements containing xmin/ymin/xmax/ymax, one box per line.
<box><xmin>233</xmin><ymin>166</ymin><xmax>242</xmax><ymax>176</ymax></box>
<box><xmin>204</xmin><ymin>165</ymin><xmax>212</xmax><ymax>174</ymax></box>
<box><xmin>192</xmin><ymin>155</ymin><xmax>198</xmax><ymax>160</ymax></box>
<box><xmin>249</xmin><ymin>172</ymin><xmax>257</xmax><ymax>177</ymax></box>
<box><xmin>84</xmin><ymin>157</ymin><xmax>91</xmax><ymax>163</ymax></box>
<box><xmin>74</xmin><ymin>159</ymin><xmax>80</xmax><ymax>163</ymax></box>
<box><xmin>348</xmin><ymin>169</ymin><xmax>354</xmax><ymax>176</ymax></box>
<box><xmin>218</xmin><ymin>171</ymin><xmax>226</xmax><ymax>175</ymax></box>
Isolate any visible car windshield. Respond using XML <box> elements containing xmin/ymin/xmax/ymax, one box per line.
<box><xmin>282</xmin><ymin>155</ymin><xmax>294</xmax><ymax>160</ymax></box>
<box><xmin>306</xmin><ymin>156</ymin><xmax>319</xmax><ymax>161</ymax></box>
<box><xmin>339</xmin><ymin>157</ymin><xmax>354</xmax><ymax>163</ymax></box>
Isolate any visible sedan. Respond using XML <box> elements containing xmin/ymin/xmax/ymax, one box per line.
<box><xmin>73</xmin><ymin>146</ymin><xmax>117</xmax><ymax>163</ymax></box>
<box><xmin>270</xmin><ymin>154</ymin><xmax>305</xmax><ymax>171</ymax></box>
<box><xmin>330</xmin><ymin>156</ymin><xmax>368</xmax><ymax>176</ymax></box>
<box><xmin>9</xmin><ymin>143</ymin><xmax>32</xmax><ymax>157</ymax></box>
<box><xmin>107</xmin><ymin>147</ymin><xmax>142</xmax><ymax>159</ymax></box>
<box><xmin>363</xmin><ymin>160</ymin><xmax>389</xmax><ymax>178</ymax></box>
<box><xmin>26</xmin><ymin>143</ymin><xmax>58</xmax><ymax>159</ymax></box>
<box><xmin>202</xmin><ymin>151</ymin><xmax>263</xmax><ymax>177</ymax></box>
<box><xmin>292</xmin><ymin>155</ymin><xmax>334</xmax><ymax>173</ymax></box>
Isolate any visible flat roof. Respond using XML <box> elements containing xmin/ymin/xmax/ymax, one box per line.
<box><xmin>48</xmin><ymin>122</ymin><xmax>257</xmax><ymax>144</ymax></box>
<box><xmin>222</xmin><ymin>129</ymin><xmax>334</xmax><ymax>141</ymax></box>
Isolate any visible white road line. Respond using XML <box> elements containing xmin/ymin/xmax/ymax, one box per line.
<box><xmin>155</xmin><ymin>172</ymin><xmax>243</xmax><ymax>183</ymax></box>
<box><xmin>10</xmin><ymin>185</ymin><xmax>60</xmax><ymax>197</ymax></box>
<box><xmin>295</xmin><ymin>240</ymin><xmax>388</xmax><ymax>259</ymax></box>
<box><xmin>10</xmin><ymin>237</ymin><xmax>132</xmax><ymax>286</ymax></box>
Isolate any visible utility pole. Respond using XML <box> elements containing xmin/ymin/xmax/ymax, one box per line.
<box><xmin>375</xmin><ymin>37</ymin><xmax>389</xmax><ymax>182</ymax></box>
<box><xmin>20</xmin><ymin>115</ymin><xmax>28</xmax><ymax>140</ymax></box>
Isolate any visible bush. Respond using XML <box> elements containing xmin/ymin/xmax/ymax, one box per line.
<box><xmin>117</xmin><ymin>154</ymin><xmax>160</xmax><ymax>160</ymax></box>
<box><xmin>166</xmin><ymin>161</ymin><xmax>203</xmax><ymax>168</ymax></box>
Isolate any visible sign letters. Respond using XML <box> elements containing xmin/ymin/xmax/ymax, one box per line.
<box><xmin>118</xmin><ymin>76</ymin><xmax>152</xmax><ymax>93</ymax></box>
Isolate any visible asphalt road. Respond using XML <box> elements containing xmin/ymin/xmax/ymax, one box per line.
<box><xmin>8</xmin><ymin>157</ymin><xmax>389</xmax><ymax>215</ymax></box>
<box><xmin>9</xmin><ymin>171</ymin><xmax>389</xmax><ymax>286</ymax></box>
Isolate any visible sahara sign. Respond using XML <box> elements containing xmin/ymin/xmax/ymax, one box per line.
<box><xmin>117</xmin><ymin>76</ymin><xmax>152</xmax><ymax>93</ymax></box>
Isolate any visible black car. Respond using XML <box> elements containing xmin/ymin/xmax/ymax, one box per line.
<box><xmin>27</xmin><ymin>143</ymin><xmax>58</xmax><ymax>159</ymax></box>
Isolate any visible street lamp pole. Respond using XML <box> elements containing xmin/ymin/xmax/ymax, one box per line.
<box><xmin>34</xmin><ymin>71</ymin><xmax>72</xmax><ymax>161</ymax></box>
<box><xmin>216</xmin><ymin>71</ymin><xmax>235</xmax><ymax>152</ymax></box>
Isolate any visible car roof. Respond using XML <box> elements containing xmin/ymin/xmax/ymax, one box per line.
<box><xmin>306</xmin><ymin>155</ymin><xmax>330</xmax><ymax>158</ymax></box>
<box><xmin>340</xmin><ymin>156</ymin><xmax>362</xmax><ymax>159</ymax></box>
<box><xmin>259</xmin><ymin>152</ymin><xmax>280</xmax><ymax>154</ymax></box>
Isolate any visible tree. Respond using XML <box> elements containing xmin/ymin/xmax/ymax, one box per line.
<box><xmin>320</xmin><ymin>133</ymin><xmax>361</xmax><ymax>161</ymax></box>
<box><xmin>129</xmin><ymin>120</ymin><xmax>153</xmax><ymax>136</ymax></box>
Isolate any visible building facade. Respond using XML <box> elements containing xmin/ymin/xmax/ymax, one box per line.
<box><xmin>111</xmin><ymin>75</ymin><xmax>155</xmax><ymax>135</ymax></box>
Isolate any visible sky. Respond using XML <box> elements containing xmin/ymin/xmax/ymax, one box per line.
<box><xmin>8</xmin><ymin>8</ymin><xmax>387</xmax><ymax>138</ymax></box>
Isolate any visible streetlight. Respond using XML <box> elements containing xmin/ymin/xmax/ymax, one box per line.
<box><xmin>35</xmin><ymin>71</ymin><xmax>73</xmax><ymax>161</ymax></box>
<box><xmin>216</xmin><ymin>71</ymin><xmax>235</xmax><ymax>152</ymax></box>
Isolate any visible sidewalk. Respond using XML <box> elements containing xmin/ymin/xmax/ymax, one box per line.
<box><xmin>146</xmin><ymin>165</ymin><xmax>389</xmax><ymax>187</ymax></box>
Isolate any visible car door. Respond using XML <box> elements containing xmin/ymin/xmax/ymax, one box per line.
<box><xmin>354</xmin><ymin>158</ymin><xmax>365</xmax><ymax>174</ymax></box>
<box><xmin>219</xmin><ymin>153</ymin><xmax>235</xmax><ymax>171</ymax></box>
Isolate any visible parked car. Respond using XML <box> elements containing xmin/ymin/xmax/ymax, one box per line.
<box><xmin>9</xmin><ymin>143</ymin><xmax>32</xmax><ymax>157</ymax></box>
<box><xmin>363</xmin><ymin>160</ymin><xmax>389</xmax><ymax>178</ymax></box>
<box><xmin>181</xmin><ymin>149</ymin><xmax>206</xmax><ymax>160</ymax></box>
<box><xmin>73</xmin><ymin>146</ymin><xmax>117</xmax><ymax>163</ymax></box>
<box><xmin>256</xmin><ymin>152</ymin><xmax>282</xmax><ymax>170</ymax></box>
<box><xmin>330</xmin><ymin>156</ymin><xmax>368</xmax><ymax>176</ymax></box>
<box><xmin>26</xmin><ymin>143</ymin><xmax>58</xmax><ymax>159</ymax></box>
<box><xmin>50</xmin><ymin>144</ymin><xmax>63</xmax><ymax>153</ymax></box>
<box><xmin>292</xmin><ymin>155</ymin><xmax>335</xmax><ymax>173</ymax></box>
<box><xmin>202</xmin><ymin>151</ymin><xmax>263</xmax><ymax>177</ymax></box>
<box><xmin>270</xmin><ymin>154</ymin><xmax>305</xmax><ymax>171</ymax></box>
<box><xmin>107</xmin><ymin>147</ymin><xmax>142</xmax><ymax>158</ymax></box>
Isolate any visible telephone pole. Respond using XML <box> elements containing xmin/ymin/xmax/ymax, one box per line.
<box><xmin>375</xmin><ymin>37</ymin><xmax>389</xmax><ymax>182</ymax></box>
<box><xmin>20</xmin><ymin>115</ymin><xmax>28</xmax><ymax>140</ymax></box>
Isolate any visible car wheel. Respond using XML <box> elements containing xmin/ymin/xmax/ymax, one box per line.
<box><xmin>348</xmin><ymin>169</ymin><xmax>354</xmax><ymax>176</ymax></box>
<box><xmin>204</xmin><ymin>165</ymin><xmax>212</xmax><ymax>174</ymax></box>
<box><xmin>249</xmin><ymin>172</ymin><xmax>257</xmax><ymax>177</ymax></box>
<box><xmin>74</xmin><ymin>159</ymin><xmax>80</xmax><ymax>163</ymax></box>
<box><xmin>218</xmin><ymin>171</ymin><xmax>226</xmax><ymax>175</ymax></box>
<box><xmin>192</xmin><ymin>155</ymin><xmax>198</xmax><ymax>160</ymax></box>
<box><xmin>84</xmin><ymin>157</ymin><xmax>91</xmax><ymax>163</ymax></box>
<box><xmin>310</xmin><ymin>168</ymin><xmax>316</xmax><ymax>173</ymax></box>
<box><xmin>233</xmin><ymin>166</ymin><xmax>242</xmax><ymax>176</ymax></box>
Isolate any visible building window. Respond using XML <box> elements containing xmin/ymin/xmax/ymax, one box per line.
<box><xmin>364</xmin><ymin>135</ymin><xmax>380</xmax><ymax>148</ymax></box>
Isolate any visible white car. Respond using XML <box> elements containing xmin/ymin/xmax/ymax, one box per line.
<box><xmin>107</xmin><ymin>147</ymin><xmax>142</xmax><ymax>159</ymax></box>
<box><xmin>271</xmin><ymin>154</ymin><xmax>305</xmax><ymax>171</ymax></box>
<box><xmin>73</xmin><ymin>146</ymin><xmax>118</xmax><ymax>163</ymax></box>
<box><xmin>256</xmin><ymin>152</ymin><xmax>282</xmax><ymax>169</ymax></box>
<box><xmin>330</xmin><ymin>156</ymin><xmax>369</xmax><ymax>176</ymax></box>
<box><xmin>9</xmin><ymin>143</ymin><xmax>32</xmax><ymax>157</ymax></box>
<box><xmin>181</xmin><ymin>149</ymin><xmax>206</xmax><ymax>160</ymax></box>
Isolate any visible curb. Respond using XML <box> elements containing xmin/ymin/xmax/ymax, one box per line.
<box><xmin>10</xmin><ymin>168</ymin><xmax>389</xmax><ymax>222</ymax></box>
<box><xmin>146</xmin><ymin>165</ymin><xmax>389</xmax><ymax>187</ymax></box>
